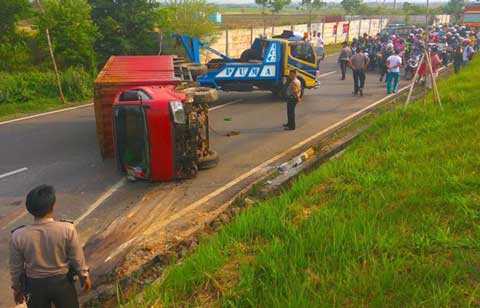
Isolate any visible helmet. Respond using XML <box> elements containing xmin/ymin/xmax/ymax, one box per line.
<box><xmin>464</xmin><ymin>39</ymin><xmax>471</xmax><ymax>45</ymax></box>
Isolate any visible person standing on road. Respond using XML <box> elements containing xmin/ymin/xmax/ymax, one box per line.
<box><xmin>283</xmin><ymin>69</ymin><xmax>302</xmax><ymax>131</ymax></box>
<box><xmin>386</xmin><ymin>49</ymin><xmax>403</xmax><ymax>94</ymax></box>
<box><xmin>348</xmin><ymin>48</ymin><xmax>370</xmax><ymax>96</ymax></box>
<box><xmin>418</xmin><ymin>47</ymin><xmax>442</xmax><ymax>89</ymax></box>
<box><xmin>453</xmin><ymin>46</ymin><xmax>463</xmax><ymax>73</ymax></box>
<box><xmin>338</xmin><ymin>42</ymin><xmax>352</xmax><ymax>80</ymax></box>
<box><xmin>9</xmin><ymin>185</ymin><xmax>91</xmax><ymax>308</ymax></box>
<box><xmin>462</xmin><ymin>39</ymin><xmax>475</xmax><ymax>66</ymax></box>
<box><xmin>316</xmin><ymin>33</ymin><xmax>325</xmax><ymax>61</ymax></box>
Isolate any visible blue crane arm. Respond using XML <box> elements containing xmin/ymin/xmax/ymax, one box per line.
<box><xmin>173</xmin><ymin>34</ymin><xmax>235</xmax><ymax>64</ymax></box>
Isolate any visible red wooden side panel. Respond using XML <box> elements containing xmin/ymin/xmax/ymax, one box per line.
<box><xmin>94</xmin><ymin>56</ymin><xmax>181</xmax><ymax>158</ymax></box>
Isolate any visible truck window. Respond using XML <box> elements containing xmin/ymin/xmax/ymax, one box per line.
<box><xmin>290</xmin><ymin>43</ymin><xmax>315</xmax><ymax>64</ymax></box>
<box><xmin>114</xmin><ymin>105</ymin><xmax>149</xmax><ymax>173</ymax></box>
<box><xmin>119</xmin><ymin>89</ymin><xmax>151</xmax><ymax>101</ymax></box>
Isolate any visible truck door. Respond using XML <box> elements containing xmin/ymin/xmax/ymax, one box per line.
<box><xmin>113</xmin><ymin>90</ymin><xmax>151</xmax><ymax>179</ymax></box>
<box><xmin>287</xmin><ymin>42</ymin><xmax>318</xmax><ymax>88</ymax></box>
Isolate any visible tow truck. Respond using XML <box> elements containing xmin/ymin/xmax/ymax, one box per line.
<box><xmin>175</xmin><ymin>31</ymin><xmax>321</xmax><ymax>97</ymax></box>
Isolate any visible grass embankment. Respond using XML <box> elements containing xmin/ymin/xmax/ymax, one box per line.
<box><xmin>125</xmin><ymin>59</ymin><xmax>480</xmax><ymax>307</ymax></box>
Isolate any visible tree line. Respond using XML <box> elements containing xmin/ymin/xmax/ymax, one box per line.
<box><xmin>0</xmin><ymin>0</ymin><xmax>218</xmax><ymax>75</ymax></box>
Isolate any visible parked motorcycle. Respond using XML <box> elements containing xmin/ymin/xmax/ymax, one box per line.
<box><xmin>405</xmin><ymin>53</ymin><xmax>421</xmax><ymax>80</ymax></box>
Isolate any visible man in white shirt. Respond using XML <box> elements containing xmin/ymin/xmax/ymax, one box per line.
<box><xmin>315</xmin><ymin>33</ymin><xmax>325</xmax><ymax>60</ymax></box>
<box><xmin>386</xmin><ymin>49</ymin><xmax>403</xmax><ymax>94</ymax></box>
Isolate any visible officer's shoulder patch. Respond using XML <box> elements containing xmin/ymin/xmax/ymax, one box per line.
<box><xmin>58</xmin><ymin>219</ymin><xmax>74</xmax><ymax>224</ymax></box>
<box><xmin>10</xmin><ymin>225</ymin><xmax>26</xmax><ymax>234</ymax></box>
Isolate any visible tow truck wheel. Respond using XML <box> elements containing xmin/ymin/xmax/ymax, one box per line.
<box><xmin>182</xmin><ymin>87</ymin><xmax>218</xmax><ymax>104</ymax></box>
<box><xmin>240</xmin><ymin>48</ymin><xmax>261</xmax><ymax>62</ymax></box>
<box><xmin>181</xmin><ymin>63</ymin><xmax>208</xmax><ymax>80</ymax></box>
<box><xmin>198</xmin><ymin>149</ymin><xmax>219</xmax><ymax>170</ymax></box>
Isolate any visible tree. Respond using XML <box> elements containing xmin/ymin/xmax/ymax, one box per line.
<box><xmin>89</xmin><ymin>0</ymin><xmax>159</xmax><ymax>66</ymax></box>
<box><xmin>340</xmin><ymin>0</ymin><xmax>362</xmax><ymax>14</ymax></box>
<box><xmin>0</xmin><ymin>0</ymin><xmax>31</xmax><ymax>42</ymax></box>
<box><xmin>268</xmin><ymin>0</ymin><xmax>291</xmax><ymax>34</ymax></box>
<box><xmin>165</xmin><ymin>0</ymin><xmax>218</xmax><ymax>41</ymax></box>
<box><xmin>255</xmin><ymin>0</ymin><xmax>269</xmax><ymax>35</ymax></box>
<box><xmin>38</xmin><ymin>0</ymin><xmax>98</xmax><ymax>72</ymax></box>
<box><xmin>402</xmin><ymin>2</ymin><xmax>425</xmax><ymax>15</ymax></box>
<box><xmin>443</xmin><ymin>0</ymin><xmax>464</xmax><ymax>23</ymax></box>
<box><xmin>301</xmin><ymin>0</ymin><xmax>326</xmax><ymax>33</ymax></box>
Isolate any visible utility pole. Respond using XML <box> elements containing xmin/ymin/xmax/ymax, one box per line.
<box><xmin>34</xmin><ymin>0</ymin><xmax>65</xmax><ymax>104</ymax></box>
<box><xmin>426</xmin><ymin>0</ymin><xmax>430</xmax><ymax>26</ymax></box>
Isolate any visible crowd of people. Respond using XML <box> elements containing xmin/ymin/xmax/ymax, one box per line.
<box><xmin>333</xmin><ymin>24</ymin><xmax>477</xmax><ymax>96</ymax></box>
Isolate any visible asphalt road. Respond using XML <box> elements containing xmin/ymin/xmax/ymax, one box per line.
<box><xmin>0</xmin><ymin>55</ymin><xmax>412</xmax><ymax>307</ymax></box>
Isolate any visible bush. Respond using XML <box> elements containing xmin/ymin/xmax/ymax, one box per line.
<box><xmin>0</xmin><ymin>67</ymin><xmax>92</xmax><ymax>104</ymax></box>
<box><xmin>0</xmin><ymin>42</ymin><xmax>32</xmax><ymax>71</ymax></box>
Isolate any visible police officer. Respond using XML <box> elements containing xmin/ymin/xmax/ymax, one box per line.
<box><xmin>9</xmin><ymin>185</ymin><xmax>91</xmax><ymax>308</ymax></box>
<box><xmin>283</xmin><ymin>69</ymin><xmax>302</xmax><ymax>131</ymax></box>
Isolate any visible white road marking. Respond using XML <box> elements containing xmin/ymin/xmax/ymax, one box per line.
<box><xmin>318</xmin><ymin>71</ymin><xmax>336</xmax><ymax>77</ymax></box>
<box><xmin>0</xmin><ymin>98</ymin><xmax>239</xmax><ymax>126</ymax></box>
<box><xmin>0</xmin><ymin>103</ymin><xmax>93</xmax><ymax>126</ymax></box>
<box><xmin>1</xmin><ymin>209</ymin><xmax>27</xmax><ymax>231</ymax></box>
<box><xmin>75</xmin><ymin>178</ymin><xmax>127</xmax><ymax>226</ymax></box>
<box><xmin>104</xmin><ymin>237</ymin><xmax>136</xmax><ymax>262</ymax></box>
<box><xmin>209</xmin><ymin>99</ymin><xmax>243</xmax><ymax>111</ymax></box>
<box><xmin>0</xmin><ymin>167</ymin><xmax>28</xmax><ymax>180</ymax></box>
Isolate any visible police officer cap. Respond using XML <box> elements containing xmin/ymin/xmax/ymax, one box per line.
<box><xmin>26</xmin><ymin>185</ymin><xmax>56</xmax><ymax>217</ymax></box>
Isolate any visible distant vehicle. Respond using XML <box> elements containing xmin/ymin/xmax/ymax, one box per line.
<box><xmin>381</xmin><ymin>24</ymin><xmax>410</xmax><ymax>38</ymax></box>
<box><xmin>174</xmin><ymin>31</ymin><xmax>320</xmax><ymax>98</ymax></box>
<box><xmin>464</xmin><ymin>3</ymin><xmax>480</xmax><ymax>27</ymax></box>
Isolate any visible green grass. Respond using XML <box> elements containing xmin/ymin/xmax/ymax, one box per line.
<box><xmin>123</xmin><ymin>59</ymin><xmax>480</xmax><ymax>307</ymax></box>
<box><xmin>0</xmin><ymin>98</ymin><xmax>89</xmax><ymax>120</ymax></box>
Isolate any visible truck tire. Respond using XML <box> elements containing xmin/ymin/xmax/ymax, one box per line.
<box><xmin>182</xmin><ymin>87</ymin><xmax>219</xmax><ymax>104</ymax></box>
<box><xmin>240</xmin><ymin>48</ymin><xmax>261</xmax><ymax>62</ymax></box>
<box><xmin>198</xmin><ymin>149</ymin><xmax>219</xmax><ymax>170</ymax></box>
<box><xmin>181</xmin><ymin>63</ymin><xmax>208</xmax><ymax>79</ymax></box>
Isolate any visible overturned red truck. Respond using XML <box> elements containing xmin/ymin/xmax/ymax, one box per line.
<box><xmin>94</xmin><ymin>55</ymin><xmax>218</xmax><ymax>181</ymax></box>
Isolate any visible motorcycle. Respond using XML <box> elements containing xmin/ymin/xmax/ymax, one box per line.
<box><xmin>437</xmin><ymin>43</ymin><xmax>451</xmax><ymax>66</ymax></box>
<box><xmin>405</xmin><ymin>53</ymin><xmax>421</xmax><ymax>80</ymax></box>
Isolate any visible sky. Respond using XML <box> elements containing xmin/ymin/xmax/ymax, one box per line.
<box><xmin>209</xmin><ymin>0</ymin><xmax>449</xmax><ymax>4</ymax></box>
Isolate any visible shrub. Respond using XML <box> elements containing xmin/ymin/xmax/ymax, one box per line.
<box><xmin>0</xmin><ymin>42</ymin><xmax>33</xmax><ymax>71</ymax></box>
<box><xmin>0</xmin><ymin>67</ymin><xmax>92</xmax><ymax>104</ymax></box>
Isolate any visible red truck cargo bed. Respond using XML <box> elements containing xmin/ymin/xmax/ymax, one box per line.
<box><xmin>94</xmin><ymin>56</ymin><xmax>181</xmax><ymax>158</ymax></box>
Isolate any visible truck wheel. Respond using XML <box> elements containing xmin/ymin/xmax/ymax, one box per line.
<box><xmin>182</xmin><ymin>87</ymin><xmax>219</xmax><ymax>104</ymax></box>
<box><xmin>240</xmin><ymin>48</ymin><xmax>261</xmax><ymax>62</ymax></box>
<box><xmin>181</xmin><ymin>63</ymin><xmax>208</xmax><ymax>80</ymax></box>
<box><xmin>198</xmin><ymin>149</ymin><xmax>219</xmax><ymax>170</ymax></box>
